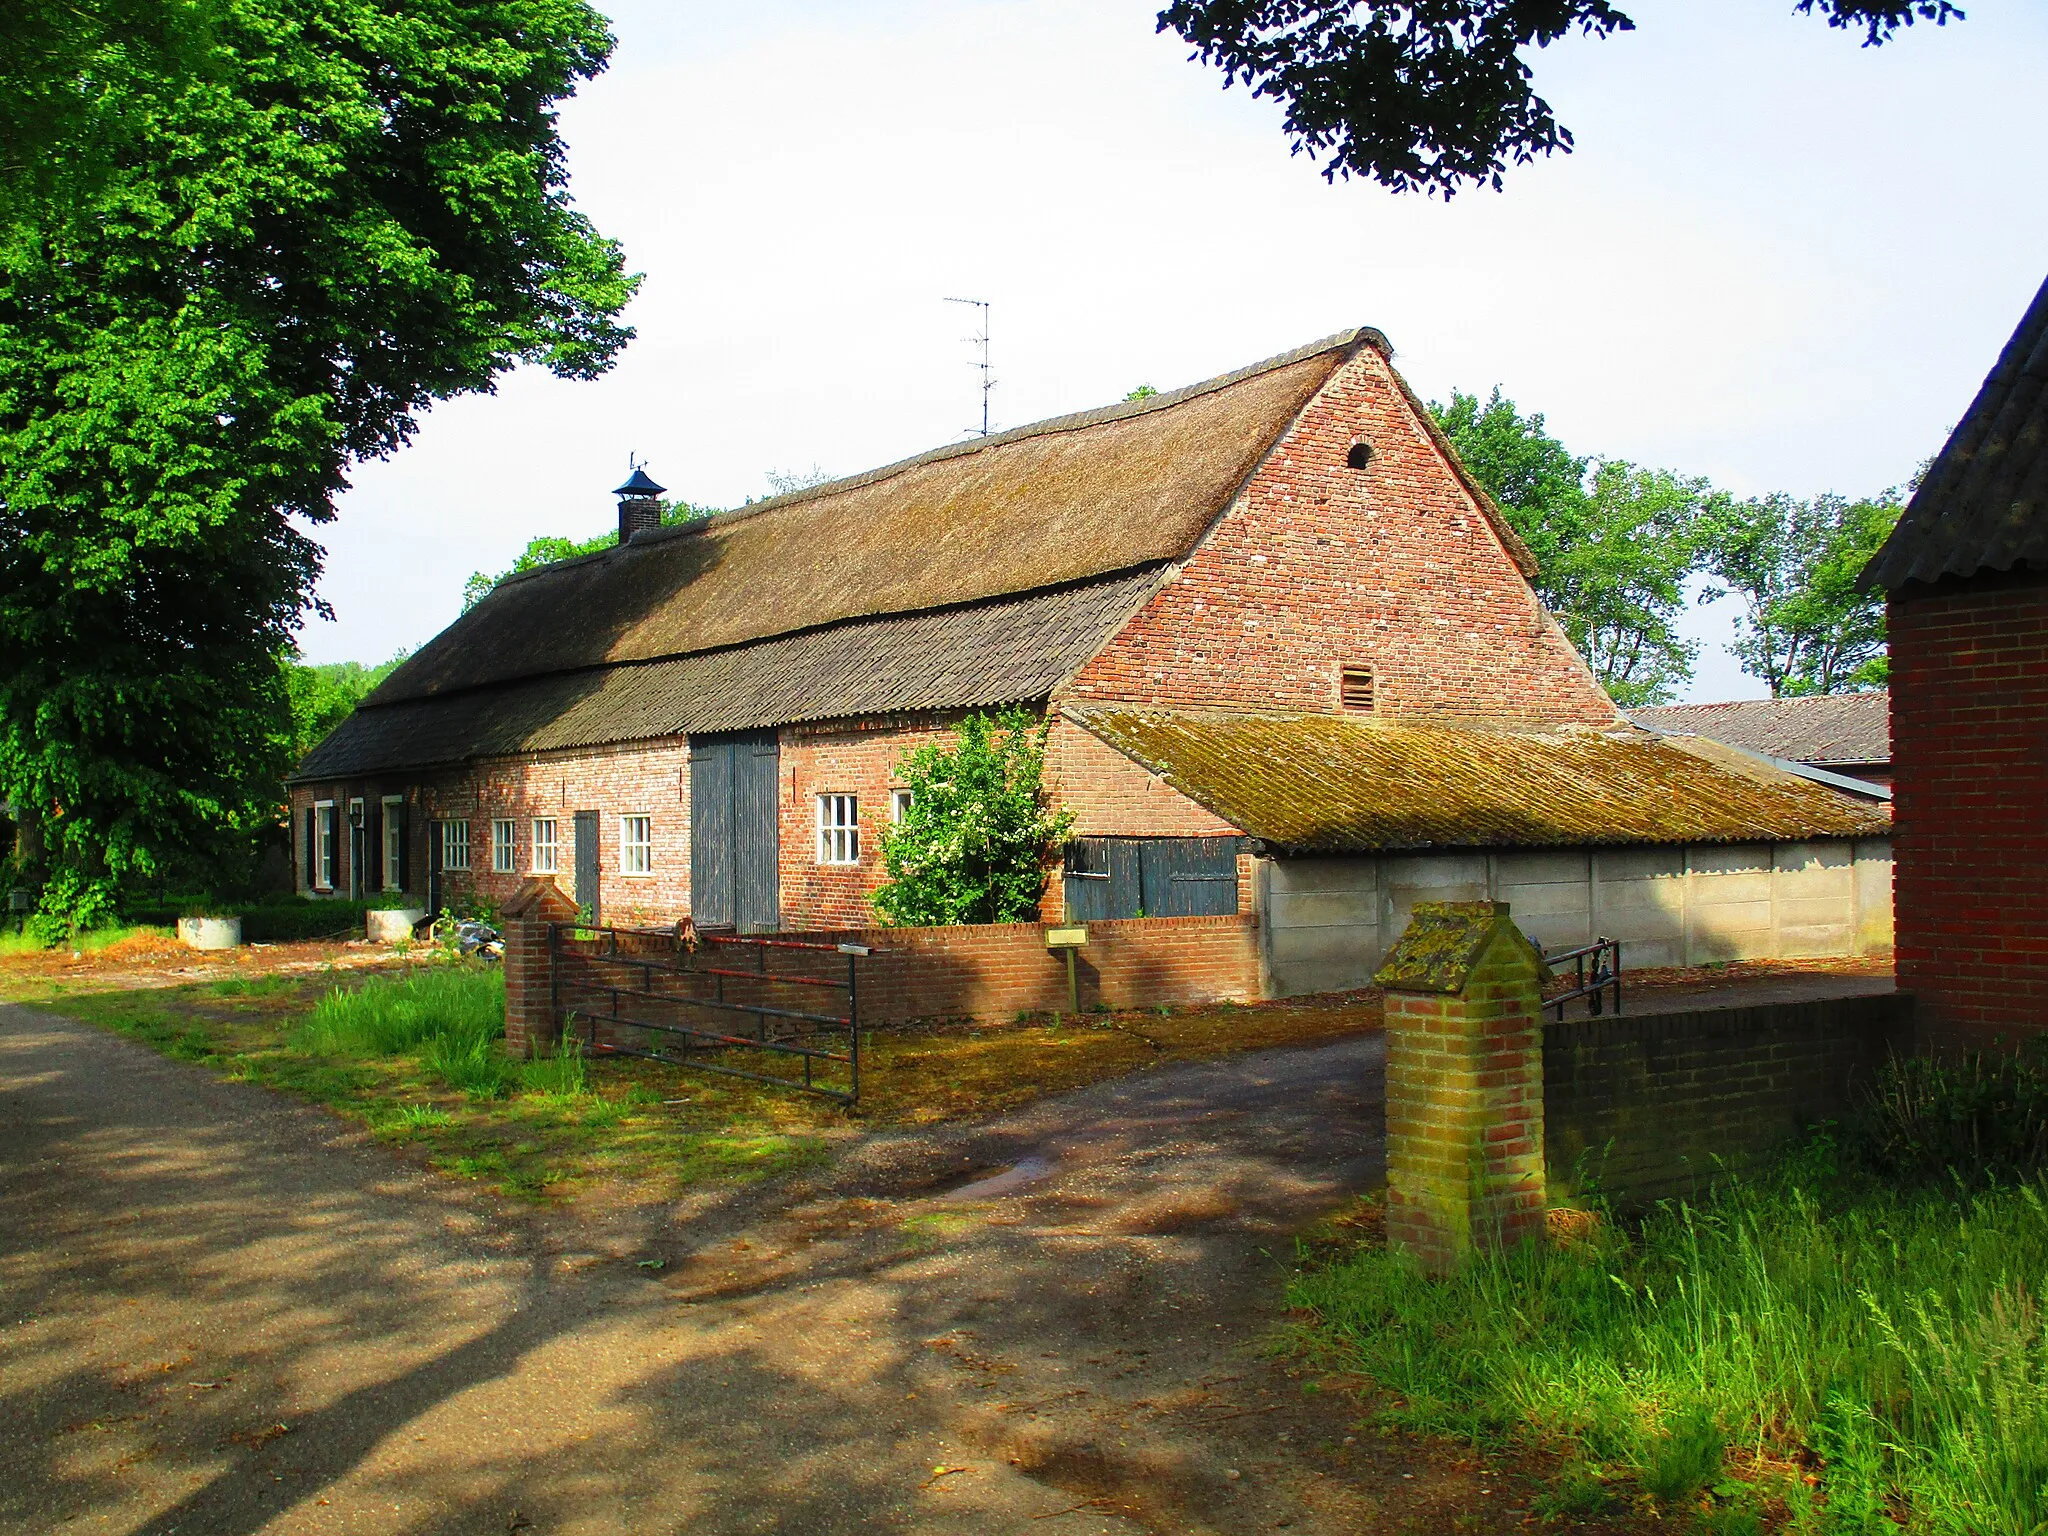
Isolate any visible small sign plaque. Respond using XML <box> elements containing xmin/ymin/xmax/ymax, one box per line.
<box><xmin>1044</xmin><ymin>925</ymin><xmax>1087</xmax><ymax>949</ymax></box>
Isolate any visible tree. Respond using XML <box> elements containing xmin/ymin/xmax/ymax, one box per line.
<box><xmin>1699</xmin><ymin>491</ymin><xmax>1901</xmax><ymax>696</ymax></box>
<box><xmin>1156</xmin><ymin>1</ymin><xmax>1963</xmax><ymax>195</ymax></box>
<box><xmin>1</xmin><ymin>1</ymin><xmax>638</xmax><ymax>930</ymax></box>
<box><xmin>285</xmin><ymin>653</ymin><xmax>407</xmax><ymax>762</ymax></box>
<box><xmin>872</xmin><ymin>710</ymin><xmax>1074</xmax><ymax>927</ymax></box>
<box><xmin>462</xmin><ymin>500</ymin><xmax>715</xmax><ymax>611</ymax></box>
<box><xmin>1431</xmin><ymin>388</ymin><xmax>1713</xmax><ymax>706</ymax></box>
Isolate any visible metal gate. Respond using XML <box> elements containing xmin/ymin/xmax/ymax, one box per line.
<box><xmin>551</xmin><ymin>923</ymin><xmax>864</xmax><ymax>1103</ymax></box>
<box><xmin>690</xmin><ymin>732</ymin><xmax>781</xmax><ymax>932</ymax></box>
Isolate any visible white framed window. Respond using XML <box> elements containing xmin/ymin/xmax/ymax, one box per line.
<box><xmin>382</xmin><ymin>796</ymin><xmax>404</xmax><ymax>890</ymax></box>
<box><xmin>492</xmin><ymin>818</ymin><xmax>516</xmax><ymax>874</ymax></box>
<box><xmin>531</xmin><ymin>817</ymin><xmax>559</xmax><ymax>874</ymax></box>
<box><xmin>891</xmin><ymin>788</ymin><xmax>914</xmax><ymax>823</ymax></box>
<box><xmin>620</xmin><ymin>814</ymin><xmax>653</xmax><ymax>875</ymax></box>
<box><xmin>440</xmin><ymin>819</ymin><xmax>470</xmax><ymax>872</ymax></box>
<box><xmin>314</xmin><ymin>800</ymin><xmax>336</xmax><ymax>890</ymax></box>
<box><xmin>816</xmin><ymin>794</ymin><xmax>859</xmax><ymax>865</ymax></box>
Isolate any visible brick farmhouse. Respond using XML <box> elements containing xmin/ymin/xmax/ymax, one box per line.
<box><xmin>294</xmin><ymin>327</ymin><xmax>1892</xmax><ymax>998</ymax></box>
<box><xmin>1863</xmin><ymin>272</ymin><xmax>2048</xmax><ymax>1046</ymax></box>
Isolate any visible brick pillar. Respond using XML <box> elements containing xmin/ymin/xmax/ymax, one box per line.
<box><xmin>1375</xmin><ymin>900</ymin><xmax>1547</xmax><ymax>1274</ymax></box>
<box><xmin>501</xmin><ymin>876</ymin><xmax>578</xmax><ymax>1059</ymax></box>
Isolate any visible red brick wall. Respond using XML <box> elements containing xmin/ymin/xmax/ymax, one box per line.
<box><xmin>292</xmin><ymin>738</ymin><xmax>693</xmax><ymax>926</ymax></box>
<box><xmin>1045</xmin><ymin>715</ymin><xmax>1240</xmax><ymax>837</ymax></box>
<box><xmin>1060</xmin><ymin>344</ymin><xmax>1618</xmax><ymax>728</ymax></box>
<box><xmin>555</xmin><ymin>913</ymin><xmax>1261</xmax><ymax>1029</ymax></box>
<box><xmin>1888</xmin><ymin>569</ymin><xmax>2048</xmax><ymax>1046</ymax></box>
<box><xmin>778</xmin><ymin>715</ymin><xmax>959</xmax><ymax>928</ymax></box>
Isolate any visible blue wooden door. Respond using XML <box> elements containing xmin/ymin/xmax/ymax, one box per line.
<box><xmin>691</xmin><ymin>732</ymin><xmax>780</xmax><ymax>932</ymax></box>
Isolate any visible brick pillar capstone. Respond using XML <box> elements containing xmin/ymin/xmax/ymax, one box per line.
<box><xmin>1375</xmin><ymin>900</ymin><xmax>1547</xmax><ymax>1274</ymax></box>
<box><xmin>501</xmin><ymin>876</ymin><xmax>579</xmax><ymax>1059</ymax></box>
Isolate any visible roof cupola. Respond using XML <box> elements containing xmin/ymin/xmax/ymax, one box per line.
<box><xmin>613</xmin><ymin>463</ymin><xmax>667</xmax><ymax>543</ymax></box>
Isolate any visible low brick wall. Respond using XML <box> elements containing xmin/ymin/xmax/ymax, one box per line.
<box><xmin>531</xmin><ymin>913</ymin><xmax>1262</xmax><ymax>1050</ymax></box>
<box><xmin>818</xmin><ymin>913</ymin><xmax>1261</xmax><ymax>1024</ymax></box>
<box><xmin>1543</xmin><ymin>992</ymin><xmax>1912</xmax><ymax>1209</ymax></box>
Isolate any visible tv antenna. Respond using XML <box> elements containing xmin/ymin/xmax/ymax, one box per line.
<box><xmin>944</xmin><ymin>297</ymin><xmax>994</xmax><ymax>436</ymax></box>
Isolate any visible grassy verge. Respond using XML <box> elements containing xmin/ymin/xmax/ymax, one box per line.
<box><xmin>12</xmin><ymin>962</ymin><xmax>1381</xmax><ymax>1202</ymax></box>
<box><xmin>1291</xmin><ymin>1154</ymin><xmax>2048</xmax><ymax>1533</ymax></box>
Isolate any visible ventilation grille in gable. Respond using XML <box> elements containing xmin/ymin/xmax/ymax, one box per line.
<box><xmin>1340</xmin><ymin>665</ymin><xmax>1375</xmax><ymax>712</ymax></box>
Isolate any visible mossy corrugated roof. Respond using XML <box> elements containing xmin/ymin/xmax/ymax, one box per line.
<box><xmin>1071</xmin><ymin>709</ymin><xmax>1892</xmax><ymax>851</ymax></box>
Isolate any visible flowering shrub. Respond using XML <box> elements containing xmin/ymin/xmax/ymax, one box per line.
<box><xmin>871</xmin><ymin>710</ymin><xmax>1073</xmax><ymax>927</ymax></box>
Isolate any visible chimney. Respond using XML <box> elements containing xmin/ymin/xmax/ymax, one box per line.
<box><xmin>612</xmin><ymin>464</ymin><xmax>667</xmax><ymax>543</ymax></box>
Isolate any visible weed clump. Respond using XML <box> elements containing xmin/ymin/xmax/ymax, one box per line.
<box><xmin>299</xmin><ymin>966</ymin><xmax>503</xmax><ymax>1058</ymax></box>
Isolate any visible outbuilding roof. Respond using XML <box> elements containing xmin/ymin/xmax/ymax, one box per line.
<box><xmin>1629</xmin><ymin>693</ymin><xmax>1890</xmax><ymax>769</ymax></box>
<box><xmin>1071</xmin><ymin>708</ymin><xmax>1892</xmax><ymax>853</ymax></box>
<box><xmin>1864</xmin><ymin>272</ymin><xmax>2048</xmax><ymax>589</ymax></box>
<box><xmin>299</xmin><ymin>570</ymin><xmax>1162</xmax><ymax>779</ymax></box>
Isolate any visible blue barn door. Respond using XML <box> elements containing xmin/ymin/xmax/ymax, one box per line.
<box><xmin>691</xmin><ymin>731</ymin><xmax>781</xmax><ymax>932</ymax></box>
<box><xmin>1064</xmin><ymin>836</ymin><xmax>1238</xmax><ymax>919</ymax></box>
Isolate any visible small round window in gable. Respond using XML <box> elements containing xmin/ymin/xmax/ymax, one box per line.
<box><xmin>1346</xmin><ymin>440</ymin><xmax>1374</xmax><ymax>470</ymax></box>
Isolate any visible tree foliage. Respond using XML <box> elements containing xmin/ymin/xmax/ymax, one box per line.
<box><xmin>1699</xmin><ymin>491</ymin><xmax>1901</xmax><ymax>697</ymax></box>
<box><xmin>285</xmin><ymin>653</ymin><xmax>406</xmax><ymax>762</ymax></box>
<box><xmin>1157</xmin><ymin>0</ymin><xmax>1964</xmax><ymax>195</ymax></box>
<box><xmin>1433</xmin><ymin>387</ymin><xmax>1712</xmax><ymax>707</ymax></box>
<box><xmin>0</xmin><ymin>0</ymin><xmax>637</xmax><ymax>927</ymax></box>
<box><xmin>872</xmin><ymin>710</ymin><xmax>1074</xmax><ymax>928</ymax></box>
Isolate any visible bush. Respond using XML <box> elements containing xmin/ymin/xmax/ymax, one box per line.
<box><xmin>1848</xmin><ymin>1046</ymin><xmax>2048</xmax><ymax>1186</ymax></box>
<box><xmin>871</xmin><ymin>708</ymin><xmax>1072</xmax><ymax>926</ymax></box>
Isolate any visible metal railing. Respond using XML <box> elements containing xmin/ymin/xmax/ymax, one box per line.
<box><xmin>549</xmin><ymin>923</ymin><xmax>868</xmax><ymax>1103</ymax></box>
<box><xmin>1542</xmin><ymin>936</ymin><xmax>1621</xmax><ymax>1020</ymax></box>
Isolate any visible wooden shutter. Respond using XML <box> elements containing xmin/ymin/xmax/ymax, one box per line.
<box><xmin>303</xmin><ymin>807</ymin><xmax>315</xmax><ymax>891</ymax></box>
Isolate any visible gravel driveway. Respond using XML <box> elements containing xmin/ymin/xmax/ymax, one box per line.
<box><xmin>0</xmin><ymin>1000</ymin><xmax>1536</xmax><ymax>1535</ymax></box>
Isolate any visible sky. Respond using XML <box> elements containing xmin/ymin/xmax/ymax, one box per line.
<box><xmin>302</xmin><ymin>0</ymin><xmax>2048</xmax><ymax>703</ymax></box>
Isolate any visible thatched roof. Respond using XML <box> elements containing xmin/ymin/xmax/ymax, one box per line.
<box><xmin>299</xmin><ymin>572</ymin><xmax>1161</xmax><ymax>778</ymax></box>
<box><xmin>1865</xmin><ymin>272</ymin><xmax>2048</xmax><ymax>589</ymax></box>
<box><xmin>372</xmin><ymin>329</ymin><xmax>1397</xmax><ymax>707</ymax></box>
<box><xmin>1072</xmin><ymin>708</ymin><xmax>1892</xmax><ymax>852</ymax></box>
<box><xmin>1630</xmin><ymin>693</ymin><xmax>1890</xmax><ymax>769</ymax></box>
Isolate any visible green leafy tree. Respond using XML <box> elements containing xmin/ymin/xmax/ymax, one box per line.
<box><xmin>463</xmin><ymin>500</ymin><xmax>715</xmax><ymax>610</ymax></box>
<box><xmin>872</xmin><ymin>710</ymin><xmax>1074</xmax><ymax>928</ymax></box>
<box><xmin>1157</xmin><ymin>1</ymin><xmax>1961</xmax><ymax>195</ymax></box>
<box><xmin>0</xmin><ymin>0</ymin><xmax>637</xmax><ymax>930</ymax></box>
<box><xmin>1432</xmin><ymin>388</ymin><xmax>1712</xmax><ymax>706</ymax></box>
<box><xmin>285</xmin><ymin>653</ymin><xmax>407</xmax><ymax>762</ymax></box>
<box><xmin>1700</xmin><ymin>491</ymin><xmax>1902</xmax><ymax>696</ymax></box>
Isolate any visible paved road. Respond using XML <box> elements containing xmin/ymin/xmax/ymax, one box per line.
<box><xmin>0</xmin><ymin>1004</ymin><xmax>1474</xmax><ymax>1536</ymax></box>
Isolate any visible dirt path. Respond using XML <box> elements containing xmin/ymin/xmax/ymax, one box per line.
<box><xmin>0</xmin><ymin>1001</ymin><xmax>1558</xmax><ymax>1536</ymax></box>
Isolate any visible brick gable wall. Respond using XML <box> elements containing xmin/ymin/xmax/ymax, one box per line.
<box><xmin>1060</xmin><ymin>344</ymin><xmax>1618</xmax><ymax>727</ymax></box>
<box><xmin>1887</xmin><ymin>569</ymin><xmax>2048</xmax><ymax>1045</ymax></box>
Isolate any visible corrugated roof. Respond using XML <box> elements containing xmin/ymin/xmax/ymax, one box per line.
<box><xmin>1864</xmin><ymin>272</ymin><xmax>2048</xmax><ymax>589</ymax></box>
<box><xmin>1071</xmin><ymin>708</ymin><xmax>1892</xmax><ymax>852</ymax></box>
<box><xmin>298</xmin><ymin>571</ymin><xmax>1161</xmax><ymax>779</ymax></box>
<box><xmin>1629</xmin><ymin>694</ymin><xmax>1890</xmax><ymax>768</ymax></box>
<box><xmin>370</xmin><ymin>331</ymin><xmax>1384</xmax><ymax>707</ymax></box>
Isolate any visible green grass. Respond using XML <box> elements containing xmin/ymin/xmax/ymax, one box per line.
<box><xmin>298</xmin><ymin>965</ymin><xmax>504</xmax><ymax>1057</ymax></box>
<box><xmin>1291</xmin><ymin>1157</ymin><xmax>2048</xmax><ymax>1533</ymax></box>
<box><xmin>0</xmin><ymin>922</ymin><xmax>168</xmax><ymax>957</ymax></box>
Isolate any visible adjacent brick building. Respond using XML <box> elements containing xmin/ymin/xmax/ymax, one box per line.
<box><xmin>1863</xmin><ymin>273</ymin><xmax>2048</xmax><ymax>1047</ymax></box>
<box><xmin>294</xmin><ymin>325</ymin><xmax>1890</xmax><ymax>994</ymax></box>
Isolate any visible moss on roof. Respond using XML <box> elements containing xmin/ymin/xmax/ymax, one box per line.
<box><xmin>1071</xmin><ymin>709</ymin><xmax>1893</xmax><ymax>852</ymax></box>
